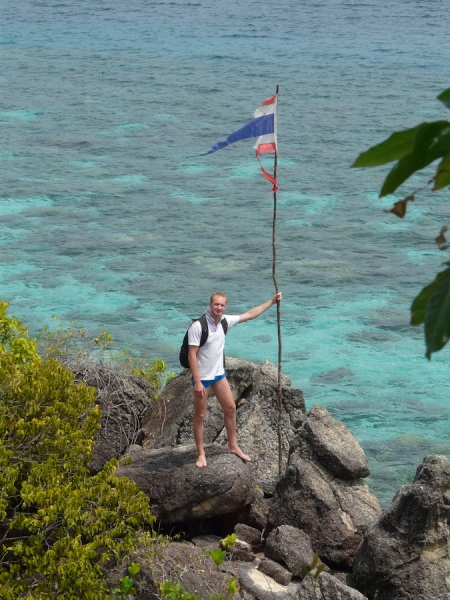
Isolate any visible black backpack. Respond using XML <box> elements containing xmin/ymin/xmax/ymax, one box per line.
<box><xmin>179</xmin><ymin>315</ymin><xmax>228</xmax><ymax>369</ymax></box>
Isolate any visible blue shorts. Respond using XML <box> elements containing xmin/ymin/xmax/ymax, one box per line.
<box><xmin>192</xmin><ymin>373</ymin><xmax>226</xmax><ymax>388</ymax></box>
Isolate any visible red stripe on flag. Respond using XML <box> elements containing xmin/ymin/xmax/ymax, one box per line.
<box><xmin>261</xmin><ymin>95</ymin><xmax>277</xmax><ymax>106</ymax></box>
<box><xmin>260</xmin><ymin>167</ymin><xmax>278</xmax><ymax>192</ymax></box>
<box><xmin>255</xmin><ymin>142</ymin><xmax>277</xmax><ymax>157</ymax></box>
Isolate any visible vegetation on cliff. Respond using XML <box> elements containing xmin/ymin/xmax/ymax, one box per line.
<box><xmin>0</xmin><ymin>300</ymin><xmax>161</xmax><ymax>599</ymax></box>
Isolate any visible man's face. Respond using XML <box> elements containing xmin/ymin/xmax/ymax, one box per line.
<box><xmin>210</xmin><ymin>295</ymin><xmax>227</xmax><ymax>319</ymax></box>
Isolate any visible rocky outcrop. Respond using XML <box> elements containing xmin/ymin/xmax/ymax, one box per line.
<box><xmin>268</xmin><ymin>405</ymin><xmax>381</xmax><ymax>568</ymax></box>
<box><xmin>116</xmin><ymin>443</ymin><xmax>256</xmax><ymax>523</ymax></box>
<box><xmin>113</xmin><ymin>380</ymin><xmax>379</xmax><ymax>569</ymax></box>
<box><xmin>109</xmin><ymin>534</ymin><xmax>368</xmax><ymax>600</ymax></box>
<box><xmin>141</xmin><ymin>358</ymin><xmax>306</xmax><ymax>491</ymax></box>
<box><xmin>72</xmin><ymin>363</ymin><xmax>151</xmax><ymax>472</ymax></box>
<box><xmin>60</xmin><ymin>355</ymin><xmax>450</xmax><ymax>600</ymax></box>
<box><xmin>352</xmin><ymin>454</ymin><xmax>450</xmax><ymax>600</ymax></box>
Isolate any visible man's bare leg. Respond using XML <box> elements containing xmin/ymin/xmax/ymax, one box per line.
<box><xmin>211</xmin><ymin>378</ymin><xmax>251</xmax><ymax>462</ymax></box>
<box><xmin>193</xmin><ymin>388</ymin><xmax>209</xmax><ymax>467</ymax></box>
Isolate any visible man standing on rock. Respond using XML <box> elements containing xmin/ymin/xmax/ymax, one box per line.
<box><xmin>188</xmin><ymin>291</ymin><xmax>282</xmax><ymax>468</ymax></box>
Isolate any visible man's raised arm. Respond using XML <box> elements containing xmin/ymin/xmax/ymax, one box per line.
<box><xmin>238</xmin><ymin>292</ymin><xmax>282</xmax><ymax>324</ymax></box>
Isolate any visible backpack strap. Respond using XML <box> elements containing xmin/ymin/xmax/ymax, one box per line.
<box><xmin>198</xmin><ymin>315</ymin><xmax>209</xmax><ymax>347</ymax></box>
<box><xmin>196</xmin><ymin>315</ymin><xmax>227</xmax><ymax>345</ymax></box>
<box><xmin>221</xmin><ymin>317</ymin><xmax>228</xmax><ymax>336</ymax></box>
<box><xmin>220</xmin><ymin>317</ymin><xmax>228</xmax><ymax>368</ymax></box>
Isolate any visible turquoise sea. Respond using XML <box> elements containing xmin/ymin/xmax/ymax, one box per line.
<box><xmin>2</xmin><ymin>0</ymin><xmax>450</xmax><ymax>506</ymax></box>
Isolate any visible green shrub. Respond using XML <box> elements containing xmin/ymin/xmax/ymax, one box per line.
<box><xmin>0</xmin><ymin>300</ymin><xmax>39</xmax><ymax>365</ymax></box>
<box><xmin>0</xmin><ymin>301</ymin><xmax>156</xmax><ymax>599</ymax></box>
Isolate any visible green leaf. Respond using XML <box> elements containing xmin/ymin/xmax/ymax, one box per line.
<box><xmin>210</xmin><ymin>548</ymin><xmax>227</xmax><ymax>566</ymax></box>
<box><xmin>314</xmin><ymin>564</ymin><xmax>325</xmax><ymax>579</ymax></box>
<box><xmin>301</xmin><ymin>563</ymin><xmax>310</xmax><ymax>575</ymax></box>
<box><xmin>160</xmin><ymin>581</ymin><xmax>173</xmax><ymax>594</ymax></box>
<box><xmin>221</xmin><ymin>533</ymin><xmax>237</xmax><ymax>550</ymax></box>
<box><xmin>351</xmin><ymin>125</ymin><xmax>421</xmax><ymax>168</ymax></box>
<box><xmin>434</xmin><ymin>153</ymin><xmax>450</xmax><ymax>190</ymax></box>
<box><xmin>380</xmin><ymin>121</ymin><xmax>450</xmax><ymax>196</ymax></box>
<box><xmin>120</xmin><ymin>576</ymin><xmax>136</xmax><ymax>594</ymax></box>
<box><xmin>128</xmin><ymin>561</ymin><xmax>141</xmax><ymax>576</ymax></box>
<box><xmin>411</xmin><ymin>264</ymin><xmax>450</xmax><ymax>326</ymax></box>
<box><xmin>424</xmin><ymin>265</ymin><xmax>450</xmax><ymax>358</ymax></box>
<box><xmin>310</xmin><ymin>554</ymin><xmax>319</xmax><ymax>570</ymax></box>
<box><xmin>225</xmin><ymin>578</ymin><xmax>239</xmax><ymax>594</ymax></box>
<box><xmin>426</xmin><ymin>126</ymin><xmax>450</xmax><ymax>162</ymax></box>
<box><xmin>437</xmin><ymin>88</ymin><xmax>450</xmax><ymax>109</ymax></box>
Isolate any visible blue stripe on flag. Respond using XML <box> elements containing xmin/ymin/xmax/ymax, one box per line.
<box><xmin>201</xmin><ymin>114</ymin><xmax>274</xmax><ymax>156</ymax></box>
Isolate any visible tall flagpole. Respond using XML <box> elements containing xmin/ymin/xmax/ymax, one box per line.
<box><xmin>271</xmin><ymin>84</ymin><xmax>283</xmax><ymax>475</ymax></box>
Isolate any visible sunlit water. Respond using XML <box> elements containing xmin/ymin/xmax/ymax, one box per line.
<box><xmin>1</xmin><ymin>0</ymin><xmax>450</xmax><ymax>506</ymax></box>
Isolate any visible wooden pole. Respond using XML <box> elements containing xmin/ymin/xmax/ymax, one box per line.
<box><xmin>271</xmin><ymin>84</ymin><xmax>283</xmax><ymax>475</ymax></box>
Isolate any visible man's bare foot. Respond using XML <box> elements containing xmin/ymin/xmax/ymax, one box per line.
<box><xmin>227</xmin><ymin>446</ymin><xmax>251</xmax><ymax>462</ymax></box>
<box><xmin>196</xmin><ymin>454</ymin><xmax>207</xmax><ymax>468</ymax></box>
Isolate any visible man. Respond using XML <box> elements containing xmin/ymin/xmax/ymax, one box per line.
<box><xmin>188</xmin><ymin>291</ymin><xmax>282</xmax><ymax>468</ymax></box>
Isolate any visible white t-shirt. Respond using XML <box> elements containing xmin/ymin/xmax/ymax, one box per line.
<box><xmin>188</xmin><ymin>312</ymin><xmax>240</xmax><ymax>380</ymax></box>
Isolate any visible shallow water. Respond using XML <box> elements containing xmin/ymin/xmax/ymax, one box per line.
<box><xmin>1</xmin><ymin>0</ymin><xmax>450</xmax><ymax>506</ymax></box>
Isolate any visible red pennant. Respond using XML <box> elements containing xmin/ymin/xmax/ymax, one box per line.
<box><xmin>260</xmin><ymin>167</ymin><xmax>278</xmax><ymax>192</ymax></box>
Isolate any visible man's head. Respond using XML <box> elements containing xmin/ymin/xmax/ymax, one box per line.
<box><xmin>210</xmin><ymin>292</ymin><xmax>227</xmax><ymax>305</ymax></box>
<box><xmin>209</xmin><ymin>292</ymin><xmax>227</xmax><ymax>320</ymax></box>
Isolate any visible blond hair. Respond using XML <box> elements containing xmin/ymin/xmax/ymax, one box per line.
<box><xmin>210</xmin><ymin>292</ymin><xmax>227</xmax><ymax>304</ymax></box>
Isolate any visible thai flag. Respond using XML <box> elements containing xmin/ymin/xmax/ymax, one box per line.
<box><xmin>202</xmin><ymin>95</ymin><xmax>277</xmax><ymax>157</ymax></box>
<box><xmin>253</xmin><ymin>95</ymin><xmax>277</xmax><ymax>157</ymax></box>
<box><xmin>200</xmin><ymin>94</ymin><xmax>278</xmax><ymax>191</ymax></box>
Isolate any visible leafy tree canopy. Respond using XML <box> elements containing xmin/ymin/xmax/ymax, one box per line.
<box><xmin>352</xmin><ymin>87</ymin><xmax>450</xmax><ymax>359</ymax></box>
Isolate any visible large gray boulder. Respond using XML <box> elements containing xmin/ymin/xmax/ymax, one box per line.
<box><xmin>268</xmin><ymin>406</ymin><xmax>381</xmax><ymax>567</ymax></box>
<box><xmin>352</xmin><ymin>454</ymin><xmax>450</xmax><ymax>600</ymax></box>
<box><xmin>297</xmin><ymin>572</ymin><xmax>368</xmax><ymax>599</ymax></box>
<box><xmin>258</xmin><ymin>558</ymin><xmax>293</xmax><ymax>586</ymax></box>
<box><xmin>71</xmin><ymin>362</ymin><xmax>151</xmax><ymax>472</ymax></box>
<box><xmin>234</xmin><ymin>523</ymin><xmax>264</xmax><ymax>552</ymax></box>
<box><xmin>116</xmin><ymin>443</ymin><xmax>256</xmax><ymax>523</ymax></box>
<box><xmin>141</xmin><ymin>358</ymin><xmax>306</xmax><ymax>491</ymax></box>
<box><xmin>264</xmin><ymin>525</ymin><xmax>316</xmax><ymax>578</ymax></box>
<box><xmin>302</xmin><ymin>405</ymin><xmax>369</xmax><ymax>479</ymax></box>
